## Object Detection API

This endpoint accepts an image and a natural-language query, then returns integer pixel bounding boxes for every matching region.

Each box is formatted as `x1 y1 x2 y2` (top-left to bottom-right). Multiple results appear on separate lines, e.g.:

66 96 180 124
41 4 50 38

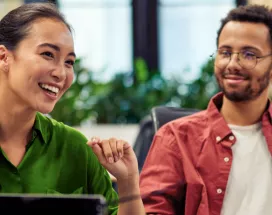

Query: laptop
0 194 108 215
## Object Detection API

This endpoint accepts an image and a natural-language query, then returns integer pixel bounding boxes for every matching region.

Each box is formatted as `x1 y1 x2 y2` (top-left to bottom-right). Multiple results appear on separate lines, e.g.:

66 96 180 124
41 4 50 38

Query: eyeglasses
210 49 272 70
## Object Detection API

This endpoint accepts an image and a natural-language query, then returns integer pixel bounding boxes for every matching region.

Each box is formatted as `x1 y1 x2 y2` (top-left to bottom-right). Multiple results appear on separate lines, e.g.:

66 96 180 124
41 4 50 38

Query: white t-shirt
221 123 272 215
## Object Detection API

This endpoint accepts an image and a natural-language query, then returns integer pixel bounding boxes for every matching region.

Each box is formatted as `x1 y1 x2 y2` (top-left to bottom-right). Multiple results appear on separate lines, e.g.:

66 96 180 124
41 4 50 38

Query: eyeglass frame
210 49 272 70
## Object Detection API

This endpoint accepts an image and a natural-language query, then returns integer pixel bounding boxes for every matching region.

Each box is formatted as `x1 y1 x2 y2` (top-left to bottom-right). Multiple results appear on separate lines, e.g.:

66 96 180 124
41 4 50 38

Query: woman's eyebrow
38 42 76 58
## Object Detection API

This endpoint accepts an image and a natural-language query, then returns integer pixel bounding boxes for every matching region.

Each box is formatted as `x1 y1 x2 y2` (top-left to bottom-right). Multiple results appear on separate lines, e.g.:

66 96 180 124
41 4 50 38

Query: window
59 0 132 81
159 0 235 82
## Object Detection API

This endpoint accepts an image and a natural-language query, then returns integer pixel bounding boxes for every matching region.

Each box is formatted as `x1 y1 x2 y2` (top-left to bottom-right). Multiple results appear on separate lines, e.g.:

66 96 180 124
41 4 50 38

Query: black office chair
133 115 154 172
133 106 200 172
151 106 200 132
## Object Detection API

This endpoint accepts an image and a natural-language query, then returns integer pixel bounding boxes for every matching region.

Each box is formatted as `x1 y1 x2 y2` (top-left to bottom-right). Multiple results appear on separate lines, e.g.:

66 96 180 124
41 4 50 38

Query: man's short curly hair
216 4 272 47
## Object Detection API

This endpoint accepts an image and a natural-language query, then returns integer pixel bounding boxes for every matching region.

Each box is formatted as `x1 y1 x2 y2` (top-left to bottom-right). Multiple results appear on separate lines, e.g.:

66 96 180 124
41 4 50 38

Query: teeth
40 83 60 94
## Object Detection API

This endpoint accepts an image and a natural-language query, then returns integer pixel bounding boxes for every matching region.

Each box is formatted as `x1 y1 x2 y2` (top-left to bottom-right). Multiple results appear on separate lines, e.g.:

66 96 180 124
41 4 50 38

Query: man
140 4 272 215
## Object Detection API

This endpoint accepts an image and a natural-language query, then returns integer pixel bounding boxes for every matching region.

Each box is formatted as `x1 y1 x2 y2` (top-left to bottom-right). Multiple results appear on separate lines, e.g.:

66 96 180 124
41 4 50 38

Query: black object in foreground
0 194 107 215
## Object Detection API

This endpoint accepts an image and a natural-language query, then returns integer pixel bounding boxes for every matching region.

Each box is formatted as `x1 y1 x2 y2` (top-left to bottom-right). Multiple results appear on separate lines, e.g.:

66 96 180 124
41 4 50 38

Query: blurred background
0 0 269 144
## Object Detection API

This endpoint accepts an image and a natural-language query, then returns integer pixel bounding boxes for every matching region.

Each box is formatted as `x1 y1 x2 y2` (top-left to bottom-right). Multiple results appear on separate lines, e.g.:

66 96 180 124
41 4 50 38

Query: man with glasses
140 4 272 215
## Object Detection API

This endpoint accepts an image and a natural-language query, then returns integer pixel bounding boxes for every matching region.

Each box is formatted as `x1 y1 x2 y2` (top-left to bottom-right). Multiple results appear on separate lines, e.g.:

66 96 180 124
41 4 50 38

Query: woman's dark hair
216 4 272 46
0 2 71 50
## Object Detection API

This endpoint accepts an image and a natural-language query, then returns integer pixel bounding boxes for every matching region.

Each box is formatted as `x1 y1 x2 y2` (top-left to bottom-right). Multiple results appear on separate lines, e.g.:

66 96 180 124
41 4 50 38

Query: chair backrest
133 106 200 171
151 106 200 132
133 115 154 172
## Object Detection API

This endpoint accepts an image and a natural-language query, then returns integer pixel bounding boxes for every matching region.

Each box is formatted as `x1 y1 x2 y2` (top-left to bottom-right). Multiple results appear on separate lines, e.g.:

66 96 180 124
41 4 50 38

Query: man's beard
216 69 271 102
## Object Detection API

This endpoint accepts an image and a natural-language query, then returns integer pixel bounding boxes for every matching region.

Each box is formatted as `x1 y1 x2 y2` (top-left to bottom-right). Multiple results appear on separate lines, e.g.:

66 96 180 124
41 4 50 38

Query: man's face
215 21 272 102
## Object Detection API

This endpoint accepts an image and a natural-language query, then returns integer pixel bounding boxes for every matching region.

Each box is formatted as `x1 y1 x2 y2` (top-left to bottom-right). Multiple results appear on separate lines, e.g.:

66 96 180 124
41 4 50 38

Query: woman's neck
0 92 36 144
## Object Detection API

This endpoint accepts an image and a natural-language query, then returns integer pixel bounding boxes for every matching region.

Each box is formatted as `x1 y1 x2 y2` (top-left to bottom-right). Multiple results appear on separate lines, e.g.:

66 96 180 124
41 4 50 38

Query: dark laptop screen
0 194 107 215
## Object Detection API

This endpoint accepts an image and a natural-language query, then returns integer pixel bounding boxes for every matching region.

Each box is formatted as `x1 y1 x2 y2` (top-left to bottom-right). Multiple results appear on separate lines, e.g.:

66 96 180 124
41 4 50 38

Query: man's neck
220 93 268 126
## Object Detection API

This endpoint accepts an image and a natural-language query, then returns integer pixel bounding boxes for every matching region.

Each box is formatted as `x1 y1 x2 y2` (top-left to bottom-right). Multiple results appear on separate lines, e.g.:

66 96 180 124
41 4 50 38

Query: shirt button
216 136 221 142
224 157 230 162
217 188 222 194
229 135 234 141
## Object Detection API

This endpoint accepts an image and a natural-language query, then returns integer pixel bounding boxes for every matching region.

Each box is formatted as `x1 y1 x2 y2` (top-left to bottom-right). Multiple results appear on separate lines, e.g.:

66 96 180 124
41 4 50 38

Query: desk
74 124 139 183
74 124 139 147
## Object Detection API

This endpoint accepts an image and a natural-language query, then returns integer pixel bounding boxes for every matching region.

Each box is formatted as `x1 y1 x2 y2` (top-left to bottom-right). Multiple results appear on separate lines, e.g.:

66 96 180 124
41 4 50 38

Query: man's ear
0 45 10 72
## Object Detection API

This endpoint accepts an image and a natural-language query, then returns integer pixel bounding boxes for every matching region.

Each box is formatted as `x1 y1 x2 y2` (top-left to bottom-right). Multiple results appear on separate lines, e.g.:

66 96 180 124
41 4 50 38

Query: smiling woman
3 17 75 113
0 3 145 215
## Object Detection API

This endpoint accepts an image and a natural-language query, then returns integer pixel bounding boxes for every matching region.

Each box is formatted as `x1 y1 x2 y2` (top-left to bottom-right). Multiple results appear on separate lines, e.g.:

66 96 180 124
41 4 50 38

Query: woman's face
4 18 75 114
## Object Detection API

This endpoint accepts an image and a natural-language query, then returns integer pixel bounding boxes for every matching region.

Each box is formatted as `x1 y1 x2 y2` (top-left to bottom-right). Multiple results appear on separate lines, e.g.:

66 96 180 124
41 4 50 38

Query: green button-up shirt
0 112 118 214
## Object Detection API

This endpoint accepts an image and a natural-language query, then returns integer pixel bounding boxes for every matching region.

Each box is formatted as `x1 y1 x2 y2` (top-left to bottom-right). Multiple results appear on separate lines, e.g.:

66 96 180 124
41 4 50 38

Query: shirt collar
206 92 232 143
265 99 272 125
33 112 50 144
207 92 272 144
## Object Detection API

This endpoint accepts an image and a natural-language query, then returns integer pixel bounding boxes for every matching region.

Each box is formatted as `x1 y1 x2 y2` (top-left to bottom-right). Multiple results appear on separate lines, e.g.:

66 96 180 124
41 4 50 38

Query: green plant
91 71 181 124
180 58 219 109
50 58 219 125
50 58 94 125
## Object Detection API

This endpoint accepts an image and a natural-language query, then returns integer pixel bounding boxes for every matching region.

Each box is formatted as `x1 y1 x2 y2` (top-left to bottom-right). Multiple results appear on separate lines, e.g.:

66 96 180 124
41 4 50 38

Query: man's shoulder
158 110 208 134
153 110 208 151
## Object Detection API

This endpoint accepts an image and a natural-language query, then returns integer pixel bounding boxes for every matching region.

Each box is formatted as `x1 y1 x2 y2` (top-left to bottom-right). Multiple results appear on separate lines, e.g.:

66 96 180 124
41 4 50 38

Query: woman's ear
0 45 9 72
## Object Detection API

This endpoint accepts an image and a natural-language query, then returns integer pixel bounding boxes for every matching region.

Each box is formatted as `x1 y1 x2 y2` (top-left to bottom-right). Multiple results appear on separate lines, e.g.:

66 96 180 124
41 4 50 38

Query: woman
0 2 145 215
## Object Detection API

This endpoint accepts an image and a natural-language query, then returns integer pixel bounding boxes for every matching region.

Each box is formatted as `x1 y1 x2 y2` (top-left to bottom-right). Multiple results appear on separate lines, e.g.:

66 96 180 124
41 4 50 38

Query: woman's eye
41 52 54 58
66 60 75 66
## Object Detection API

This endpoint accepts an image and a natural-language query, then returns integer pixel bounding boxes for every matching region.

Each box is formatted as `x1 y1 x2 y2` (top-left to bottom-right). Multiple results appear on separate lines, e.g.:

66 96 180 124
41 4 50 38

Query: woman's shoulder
35 112 89 149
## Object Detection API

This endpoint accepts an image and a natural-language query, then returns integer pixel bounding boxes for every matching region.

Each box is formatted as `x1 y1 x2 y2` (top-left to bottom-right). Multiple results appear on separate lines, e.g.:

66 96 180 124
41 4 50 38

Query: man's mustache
222 71 250 79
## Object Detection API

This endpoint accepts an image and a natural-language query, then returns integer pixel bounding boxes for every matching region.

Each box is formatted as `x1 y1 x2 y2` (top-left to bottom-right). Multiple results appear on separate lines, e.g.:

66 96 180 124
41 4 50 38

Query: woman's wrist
117 175 140 198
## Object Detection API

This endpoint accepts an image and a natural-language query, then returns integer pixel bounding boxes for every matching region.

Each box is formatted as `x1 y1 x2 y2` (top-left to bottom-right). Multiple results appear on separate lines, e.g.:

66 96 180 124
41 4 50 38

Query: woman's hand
87 137 139 181
87 137 146 215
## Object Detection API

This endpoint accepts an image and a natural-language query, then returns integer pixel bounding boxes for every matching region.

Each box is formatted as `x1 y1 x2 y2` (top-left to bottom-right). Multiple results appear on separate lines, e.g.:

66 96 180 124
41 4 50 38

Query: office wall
248 0 272 6
0 0 23 20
